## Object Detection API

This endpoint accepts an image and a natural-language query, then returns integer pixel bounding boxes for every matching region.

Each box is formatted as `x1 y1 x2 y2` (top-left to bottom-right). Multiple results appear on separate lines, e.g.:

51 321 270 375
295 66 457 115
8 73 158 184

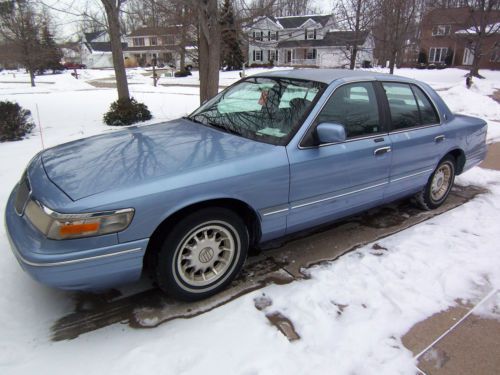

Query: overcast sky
43 0 335 41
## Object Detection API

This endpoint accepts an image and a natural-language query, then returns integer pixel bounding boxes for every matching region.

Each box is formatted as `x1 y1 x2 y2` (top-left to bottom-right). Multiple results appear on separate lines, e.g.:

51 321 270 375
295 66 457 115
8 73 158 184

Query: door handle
374 137 385 143
374 146 391 156
435 135 446 143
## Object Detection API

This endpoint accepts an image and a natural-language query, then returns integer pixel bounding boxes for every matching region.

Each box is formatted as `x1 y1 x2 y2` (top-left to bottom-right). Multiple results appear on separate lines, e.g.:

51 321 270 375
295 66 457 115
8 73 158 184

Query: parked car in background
5 69 487 301
63 62 87 70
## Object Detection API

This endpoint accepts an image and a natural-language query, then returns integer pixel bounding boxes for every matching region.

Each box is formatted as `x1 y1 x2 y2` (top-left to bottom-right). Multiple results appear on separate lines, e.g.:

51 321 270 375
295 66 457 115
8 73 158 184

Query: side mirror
316 122 346 144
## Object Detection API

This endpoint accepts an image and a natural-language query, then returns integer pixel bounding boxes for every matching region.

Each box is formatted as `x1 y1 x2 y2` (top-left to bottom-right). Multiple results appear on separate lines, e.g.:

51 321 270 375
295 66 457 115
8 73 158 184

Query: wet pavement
480 142 500 171
51 184 486 342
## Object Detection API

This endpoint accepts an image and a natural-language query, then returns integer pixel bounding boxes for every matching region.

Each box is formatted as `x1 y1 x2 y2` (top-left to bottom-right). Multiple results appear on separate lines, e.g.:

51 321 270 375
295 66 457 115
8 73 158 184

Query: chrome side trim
13 247 143 268
291 181 388 210
390 169 433 183
262 208 289 216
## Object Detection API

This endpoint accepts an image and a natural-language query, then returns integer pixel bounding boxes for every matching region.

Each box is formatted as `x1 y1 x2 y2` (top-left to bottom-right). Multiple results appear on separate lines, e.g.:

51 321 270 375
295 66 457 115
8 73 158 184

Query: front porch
281 48 318 66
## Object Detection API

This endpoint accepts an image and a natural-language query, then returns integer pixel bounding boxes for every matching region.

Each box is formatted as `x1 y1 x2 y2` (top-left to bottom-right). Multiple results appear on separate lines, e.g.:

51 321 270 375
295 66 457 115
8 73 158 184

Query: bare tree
335 0 376 69
375 0 420 74
0 0 42 86
456 0 500 77
194 0 220 103
241 0 316 17
101 0 129 100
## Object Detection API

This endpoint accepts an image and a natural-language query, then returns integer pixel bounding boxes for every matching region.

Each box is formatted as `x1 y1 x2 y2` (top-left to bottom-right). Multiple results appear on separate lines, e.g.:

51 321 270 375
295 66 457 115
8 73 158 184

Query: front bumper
5 186 149 291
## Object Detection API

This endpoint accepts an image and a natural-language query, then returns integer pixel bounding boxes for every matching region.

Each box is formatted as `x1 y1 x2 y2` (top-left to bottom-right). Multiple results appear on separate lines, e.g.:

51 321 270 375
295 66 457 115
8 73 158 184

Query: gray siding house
245 15 374 68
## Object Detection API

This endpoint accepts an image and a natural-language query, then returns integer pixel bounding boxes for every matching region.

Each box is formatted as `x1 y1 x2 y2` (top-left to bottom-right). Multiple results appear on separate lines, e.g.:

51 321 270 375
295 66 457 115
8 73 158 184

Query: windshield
187 77 326 145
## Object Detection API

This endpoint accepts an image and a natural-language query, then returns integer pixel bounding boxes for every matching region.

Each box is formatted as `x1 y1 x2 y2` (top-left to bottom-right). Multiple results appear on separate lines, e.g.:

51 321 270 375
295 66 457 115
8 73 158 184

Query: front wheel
415 155 456 210
156 207 248 301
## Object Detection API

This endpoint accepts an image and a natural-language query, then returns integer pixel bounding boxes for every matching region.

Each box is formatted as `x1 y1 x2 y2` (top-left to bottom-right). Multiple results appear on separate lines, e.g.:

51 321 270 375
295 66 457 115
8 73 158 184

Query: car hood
41 118 275 201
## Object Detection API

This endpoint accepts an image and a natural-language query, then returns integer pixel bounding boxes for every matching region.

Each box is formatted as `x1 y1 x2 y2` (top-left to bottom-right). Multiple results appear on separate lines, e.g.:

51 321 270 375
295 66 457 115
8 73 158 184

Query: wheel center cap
199 247 215 263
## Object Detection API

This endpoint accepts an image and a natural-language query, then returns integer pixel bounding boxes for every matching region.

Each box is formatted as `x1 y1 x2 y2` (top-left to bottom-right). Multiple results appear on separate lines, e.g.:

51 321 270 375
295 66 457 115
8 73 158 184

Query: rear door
286 81 392 233
381 82 446 199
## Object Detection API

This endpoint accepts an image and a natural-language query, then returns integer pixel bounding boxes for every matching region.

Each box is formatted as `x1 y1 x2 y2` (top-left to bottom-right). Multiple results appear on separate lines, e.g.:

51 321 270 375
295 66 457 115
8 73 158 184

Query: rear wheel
155 207 248 301
415 155 456 210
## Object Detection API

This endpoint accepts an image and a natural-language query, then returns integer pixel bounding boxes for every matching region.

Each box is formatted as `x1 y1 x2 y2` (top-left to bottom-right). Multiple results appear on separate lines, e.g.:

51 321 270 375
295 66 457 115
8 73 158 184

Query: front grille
14 172 31 216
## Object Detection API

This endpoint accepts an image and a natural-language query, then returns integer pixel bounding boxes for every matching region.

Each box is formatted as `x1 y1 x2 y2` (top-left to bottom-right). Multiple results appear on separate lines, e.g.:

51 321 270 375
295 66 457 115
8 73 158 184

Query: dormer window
432 25 451 36
305 29 316 40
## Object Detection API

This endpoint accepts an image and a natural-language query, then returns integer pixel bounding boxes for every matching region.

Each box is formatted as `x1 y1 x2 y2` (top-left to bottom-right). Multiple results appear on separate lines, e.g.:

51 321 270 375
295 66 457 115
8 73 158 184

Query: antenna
35 104 45 150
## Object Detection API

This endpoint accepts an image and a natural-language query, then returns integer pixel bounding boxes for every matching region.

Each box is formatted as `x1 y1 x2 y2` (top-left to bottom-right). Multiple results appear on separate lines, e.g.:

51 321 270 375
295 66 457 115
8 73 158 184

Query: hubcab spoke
176 224 236 287
431 164 452 201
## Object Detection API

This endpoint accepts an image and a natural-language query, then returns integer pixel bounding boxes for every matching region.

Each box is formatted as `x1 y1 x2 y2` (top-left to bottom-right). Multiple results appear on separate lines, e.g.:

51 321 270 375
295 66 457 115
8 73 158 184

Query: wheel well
446 149 466 175
143 199 261 274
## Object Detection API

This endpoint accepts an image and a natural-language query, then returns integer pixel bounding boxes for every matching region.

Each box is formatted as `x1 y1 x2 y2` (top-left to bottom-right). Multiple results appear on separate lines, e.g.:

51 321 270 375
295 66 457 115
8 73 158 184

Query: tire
155 207 249 301
415 155 456 210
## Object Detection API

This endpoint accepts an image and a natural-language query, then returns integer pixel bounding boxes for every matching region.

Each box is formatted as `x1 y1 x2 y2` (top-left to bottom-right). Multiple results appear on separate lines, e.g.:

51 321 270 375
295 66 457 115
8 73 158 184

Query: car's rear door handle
374 146 391 156
435 135 446 143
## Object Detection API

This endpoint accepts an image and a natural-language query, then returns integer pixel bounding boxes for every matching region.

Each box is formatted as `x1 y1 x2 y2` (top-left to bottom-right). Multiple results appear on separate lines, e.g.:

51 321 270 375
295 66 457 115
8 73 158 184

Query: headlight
24 200 134 240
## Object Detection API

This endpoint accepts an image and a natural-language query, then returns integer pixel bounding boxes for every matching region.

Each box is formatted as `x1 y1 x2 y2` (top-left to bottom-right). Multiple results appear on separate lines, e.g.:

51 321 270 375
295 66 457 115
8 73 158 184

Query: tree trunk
350 0 361 70
349 46 357 70
29 68 35 87
469 40 483 78
197 0 220 104
102 0 130 101
389 50 397 74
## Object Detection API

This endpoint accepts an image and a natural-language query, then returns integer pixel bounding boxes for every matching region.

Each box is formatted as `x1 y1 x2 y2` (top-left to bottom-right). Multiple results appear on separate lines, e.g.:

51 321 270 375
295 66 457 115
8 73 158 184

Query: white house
245 14 374 68
81 31 127 69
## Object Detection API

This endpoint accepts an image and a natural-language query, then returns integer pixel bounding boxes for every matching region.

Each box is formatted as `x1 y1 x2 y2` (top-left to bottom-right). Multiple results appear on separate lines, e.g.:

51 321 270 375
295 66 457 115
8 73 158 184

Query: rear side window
315 82 380 138
411 85 440 125
383 82 440 130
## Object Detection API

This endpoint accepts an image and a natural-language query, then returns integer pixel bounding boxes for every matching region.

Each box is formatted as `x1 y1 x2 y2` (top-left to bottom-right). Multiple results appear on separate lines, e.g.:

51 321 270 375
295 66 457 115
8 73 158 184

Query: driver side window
315 82 381 139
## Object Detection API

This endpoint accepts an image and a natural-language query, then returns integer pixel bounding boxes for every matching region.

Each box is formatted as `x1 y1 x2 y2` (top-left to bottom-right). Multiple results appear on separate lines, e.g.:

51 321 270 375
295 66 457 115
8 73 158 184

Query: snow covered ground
0 67 499 374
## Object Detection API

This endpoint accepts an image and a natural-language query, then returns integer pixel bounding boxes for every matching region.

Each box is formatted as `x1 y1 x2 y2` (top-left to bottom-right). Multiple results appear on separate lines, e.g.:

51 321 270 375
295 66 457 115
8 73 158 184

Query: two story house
124 26 197 68
419 7 500 69
245 14 374 68
81 31 127 69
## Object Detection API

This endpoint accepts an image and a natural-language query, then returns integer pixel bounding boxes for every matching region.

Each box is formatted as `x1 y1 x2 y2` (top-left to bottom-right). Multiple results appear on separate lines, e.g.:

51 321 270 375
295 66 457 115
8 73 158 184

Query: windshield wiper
182 115 205 125
205 121 242 137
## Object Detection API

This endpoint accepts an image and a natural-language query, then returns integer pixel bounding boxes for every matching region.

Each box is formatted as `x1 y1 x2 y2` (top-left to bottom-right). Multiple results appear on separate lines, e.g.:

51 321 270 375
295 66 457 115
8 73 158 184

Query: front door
286 81 392 233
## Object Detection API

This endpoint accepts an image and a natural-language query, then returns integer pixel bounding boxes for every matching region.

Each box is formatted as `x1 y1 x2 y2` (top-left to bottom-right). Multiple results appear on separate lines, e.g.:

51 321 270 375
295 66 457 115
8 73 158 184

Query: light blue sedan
5 70 487 301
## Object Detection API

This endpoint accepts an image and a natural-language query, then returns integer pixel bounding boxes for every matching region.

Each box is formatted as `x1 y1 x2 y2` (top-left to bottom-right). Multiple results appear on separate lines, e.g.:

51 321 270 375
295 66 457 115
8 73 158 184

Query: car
63 62 86 70
5 69 488 301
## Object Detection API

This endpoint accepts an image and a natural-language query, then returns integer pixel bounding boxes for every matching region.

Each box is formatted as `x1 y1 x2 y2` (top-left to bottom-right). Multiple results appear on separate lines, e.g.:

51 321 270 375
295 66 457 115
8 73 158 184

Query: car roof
251 68 412 85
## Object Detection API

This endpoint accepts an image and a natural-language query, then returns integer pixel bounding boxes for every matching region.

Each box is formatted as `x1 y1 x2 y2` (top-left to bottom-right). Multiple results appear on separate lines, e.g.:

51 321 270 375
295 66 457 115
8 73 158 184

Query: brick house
419 7 500 69
124 26 197 68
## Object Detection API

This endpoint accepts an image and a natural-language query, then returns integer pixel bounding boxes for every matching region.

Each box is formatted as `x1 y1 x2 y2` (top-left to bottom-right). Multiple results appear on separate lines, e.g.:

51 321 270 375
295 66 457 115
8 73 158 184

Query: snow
0 67 500 374
455 22 500 35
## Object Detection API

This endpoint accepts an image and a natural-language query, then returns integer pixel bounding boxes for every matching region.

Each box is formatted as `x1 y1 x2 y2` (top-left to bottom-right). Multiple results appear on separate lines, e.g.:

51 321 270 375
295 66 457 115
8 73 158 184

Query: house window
163 35 175 45
255 31 263 41
133 38 145 47
432 25 451 36
463 47 474 65
150 37 157 46
429 47 447 63
269 50 278 61
254 50 262 61
305 29 316 40
305 49 317 60
270 31 278 41
490 43 500 62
